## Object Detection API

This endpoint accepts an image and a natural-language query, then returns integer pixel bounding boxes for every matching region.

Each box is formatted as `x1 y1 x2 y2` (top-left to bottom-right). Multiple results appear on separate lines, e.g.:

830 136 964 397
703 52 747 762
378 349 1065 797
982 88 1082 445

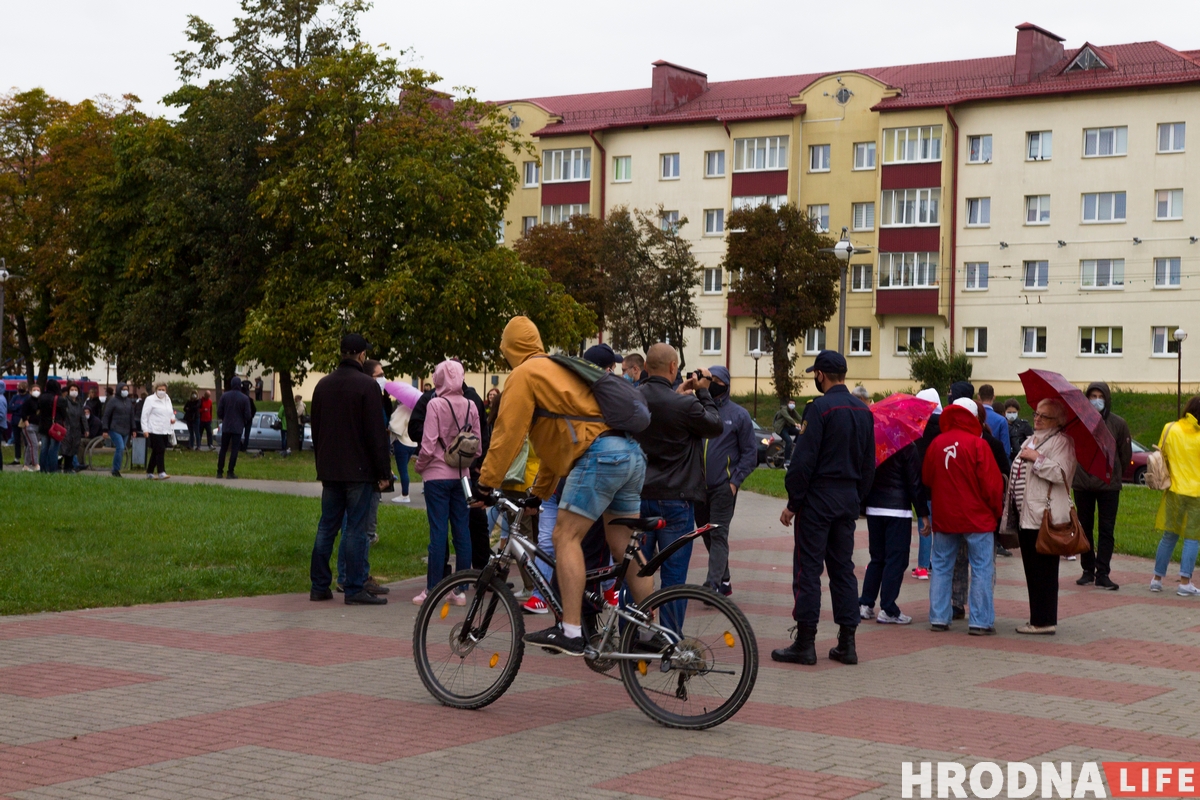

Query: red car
1123 440 1150 485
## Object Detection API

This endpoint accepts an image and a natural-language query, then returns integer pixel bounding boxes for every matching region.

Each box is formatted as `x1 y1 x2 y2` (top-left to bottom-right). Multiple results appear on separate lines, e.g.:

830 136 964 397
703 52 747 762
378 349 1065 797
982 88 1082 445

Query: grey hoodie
703 366 758 490
1073 381 1132 492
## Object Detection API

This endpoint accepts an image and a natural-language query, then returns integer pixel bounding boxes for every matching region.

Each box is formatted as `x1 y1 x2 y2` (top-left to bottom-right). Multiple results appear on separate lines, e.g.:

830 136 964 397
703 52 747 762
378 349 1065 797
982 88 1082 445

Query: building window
733 136 788 172
1027 131 1052 160
849 327 872 355
804 328 826 354
896 327 933 355
967 135 992 163
809 144 830 172
1080 259 1124 290
661 153 680 180
807 204 829 233
851 263 872 292
704 209 724 235
1158 123 1186 153
660 210 680 231
1025 195 1051 224
1022 326 1047 356
880 188 940 227
882 125 942 164
701 327 722 354
703 268 723 294
731 195 787 211
1156 189 1184 220
747 327 772 353
852 202 875 231
1155 257 1182 289
523 161 539 187
541 204 587 224
878 252 939 288
966 197 990 226
705 150 726 177
1083 126 1127 158
1067 47 1108 71
964 262 989 291
542 148 590 183
496 220 505 244
522 216 537 235
613 156 631 182
853 142 876 170
1023 260 1049 290
964 327 988 355
1153 326 1182 356
1082 192 1126 223
1080 326 1123 356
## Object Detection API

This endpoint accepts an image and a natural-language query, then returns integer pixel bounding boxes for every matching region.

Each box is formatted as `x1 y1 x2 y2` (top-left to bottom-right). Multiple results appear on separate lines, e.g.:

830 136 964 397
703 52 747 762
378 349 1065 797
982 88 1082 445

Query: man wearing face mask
102 383 135 477
1072 382 1131 590
774 398 802 465
773 351 875 666
1003 399 1034 456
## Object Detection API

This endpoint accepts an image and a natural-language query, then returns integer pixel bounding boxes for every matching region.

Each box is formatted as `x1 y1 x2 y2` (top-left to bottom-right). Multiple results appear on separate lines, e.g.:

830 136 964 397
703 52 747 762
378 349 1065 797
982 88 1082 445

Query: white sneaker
392 494 411 504
877 611 913 625
1177 583 1200 597
1150 579 1163 593
1065 555 1077 561
159 472 170 480
859 604 873 620
411 589 427 605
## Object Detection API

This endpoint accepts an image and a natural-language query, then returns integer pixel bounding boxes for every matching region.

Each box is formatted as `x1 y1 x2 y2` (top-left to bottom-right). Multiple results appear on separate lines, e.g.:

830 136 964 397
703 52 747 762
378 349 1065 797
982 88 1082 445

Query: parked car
216 412 312 451
1123 439 1150 485
172 411 190 444
752 421 785 468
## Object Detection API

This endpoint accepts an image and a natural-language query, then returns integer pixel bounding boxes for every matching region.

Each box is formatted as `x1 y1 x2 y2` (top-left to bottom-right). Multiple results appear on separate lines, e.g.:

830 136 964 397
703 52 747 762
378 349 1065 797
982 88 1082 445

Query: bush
165 380 200 405
908 343 972 399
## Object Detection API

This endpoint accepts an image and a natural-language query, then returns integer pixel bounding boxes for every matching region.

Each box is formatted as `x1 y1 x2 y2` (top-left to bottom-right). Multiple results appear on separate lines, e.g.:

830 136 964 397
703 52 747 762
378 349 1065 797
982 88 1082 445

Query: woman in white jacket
140 384 176 480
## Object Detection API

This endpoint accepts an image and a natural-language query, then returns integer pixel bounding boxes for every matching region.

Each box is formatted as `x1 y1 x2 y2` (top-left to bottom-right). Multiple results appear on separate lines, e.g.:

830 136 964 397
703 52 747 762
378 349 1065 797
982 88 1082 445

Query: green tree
908 342 973 399
721 203 840 401
513 213 608 335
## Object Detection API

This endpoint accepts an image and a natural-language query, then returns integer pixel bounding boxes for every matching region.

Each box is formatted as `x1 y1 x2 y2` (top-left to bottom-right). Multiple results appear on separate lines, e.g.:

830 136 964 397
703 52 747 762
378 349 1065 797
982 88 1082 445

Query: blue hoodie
703 366 758 490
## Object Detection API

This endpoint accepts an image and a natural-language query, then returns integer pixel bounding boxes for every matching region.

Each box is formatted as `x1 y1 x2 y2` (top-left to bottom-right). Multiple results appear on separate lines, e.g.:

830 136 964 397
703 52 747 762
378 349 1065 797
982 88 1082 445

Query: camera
688 370 709 381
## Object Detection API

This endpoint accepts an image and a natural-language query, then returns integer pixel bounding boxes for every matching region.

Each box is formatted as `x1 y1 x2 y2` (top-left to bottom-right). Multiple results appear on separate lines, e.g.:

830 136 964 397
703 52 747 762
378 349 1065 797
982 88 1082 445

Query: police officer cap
804 350 847 374
583 343 622 369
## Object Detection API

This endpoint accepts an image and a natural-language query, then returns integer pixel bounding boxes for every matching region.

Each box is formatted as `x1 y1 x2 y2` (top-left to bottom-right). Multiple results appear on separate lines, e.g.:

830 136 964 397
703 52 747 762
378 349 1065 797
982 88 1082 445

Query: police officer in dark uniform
772 350 875 666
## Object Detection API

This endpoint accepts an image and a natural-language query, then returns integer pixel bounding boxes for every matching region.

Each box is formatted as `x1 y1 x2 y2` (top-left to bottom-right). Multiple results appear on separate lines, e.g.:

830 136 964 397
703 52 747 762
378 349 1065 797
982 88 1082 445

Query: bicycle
412 486 759 729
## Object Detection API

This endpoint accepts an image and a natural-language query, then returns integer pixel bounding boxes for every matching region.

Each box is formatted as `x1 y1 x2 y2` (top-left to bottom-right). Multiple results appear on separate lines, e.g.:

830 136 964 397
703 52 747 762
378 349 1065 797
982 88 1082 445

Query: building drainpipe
944 104 959 354
589 130 606 221
725 318 732 373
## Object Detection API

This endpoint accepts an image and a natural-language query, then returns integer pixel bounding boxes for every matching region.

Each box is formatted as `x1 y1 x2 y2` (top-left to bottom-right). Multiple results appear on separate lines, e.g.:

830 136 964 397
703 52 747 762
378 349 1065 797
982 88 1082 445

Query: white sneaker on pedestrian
1177 583 1200 597
1150 578 1163 592
877 611 913 625
159 472 170 480
411 589 427 605
392 494 411 504
451 591 467 606
1065 555 1077 561
859 604 873 620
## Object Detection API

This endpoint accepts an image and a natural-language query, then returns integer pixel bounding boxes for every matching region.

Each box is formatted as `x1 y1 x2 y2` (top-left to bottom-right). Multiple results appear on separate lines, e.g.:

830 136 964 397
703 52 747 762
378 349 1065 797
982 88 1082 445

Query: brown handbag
1034 466 1091 556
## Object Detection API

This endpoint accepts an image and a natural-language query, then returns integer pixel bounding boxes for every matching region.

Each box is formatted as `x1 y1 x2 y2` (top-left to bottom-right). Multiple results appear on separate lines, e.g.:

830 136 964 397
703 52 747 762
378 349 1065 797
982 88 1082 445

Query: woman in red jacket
921 399 1005 634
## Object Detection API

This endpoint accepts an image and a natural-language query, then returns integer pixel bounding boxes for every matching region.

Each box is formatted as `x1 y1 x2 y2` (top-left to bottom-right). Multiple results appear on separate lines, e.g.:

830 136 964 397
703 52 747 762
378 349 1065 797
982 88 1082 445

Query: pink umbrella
1018 369 1117 482
384 380 425 410
870 393 938 466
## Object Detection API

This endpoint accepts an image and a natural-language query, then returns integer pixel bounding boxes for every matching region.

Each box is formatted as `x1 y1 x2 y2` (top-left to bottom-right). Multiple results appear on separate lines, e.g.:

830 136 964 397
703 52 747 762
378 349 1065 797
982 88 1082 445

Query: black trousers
1075 489 1119 578
859 515 911 617
217 431 241 476
469 506 491 570
146 433 168 474
696 482 738 589
1017 526 1060 626
792 487 859 628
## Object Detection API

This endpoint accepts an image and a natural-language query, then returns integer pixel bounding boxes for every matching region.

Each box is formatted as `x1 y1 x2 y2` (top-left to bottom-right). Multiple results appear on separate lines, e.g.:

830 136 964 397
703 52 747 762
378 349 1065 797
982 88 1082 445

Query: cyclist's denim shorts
559 434 646 522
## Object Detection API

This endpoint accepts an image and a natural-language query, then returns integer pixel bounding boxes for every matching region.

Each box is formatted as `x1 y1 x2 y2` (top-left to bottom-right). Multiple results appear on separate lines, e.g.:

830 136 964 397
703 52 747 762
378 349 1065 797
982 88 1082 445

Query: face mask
710 382 728 398
31 391 41 398
787 403 796 410
1005 411 1018 422
100 396 107 403
1090 397 1105 413
375 377 387 390
156 390 167 400
120 390 129 398
69 390 79 398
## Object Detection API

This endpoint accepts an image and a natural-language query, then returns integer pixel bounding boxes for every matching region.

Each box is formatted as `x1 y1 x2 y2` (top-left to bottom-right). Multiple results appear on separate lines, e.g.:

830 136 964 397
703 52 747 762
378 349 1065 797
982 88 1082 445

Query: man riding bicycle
478 316 653 656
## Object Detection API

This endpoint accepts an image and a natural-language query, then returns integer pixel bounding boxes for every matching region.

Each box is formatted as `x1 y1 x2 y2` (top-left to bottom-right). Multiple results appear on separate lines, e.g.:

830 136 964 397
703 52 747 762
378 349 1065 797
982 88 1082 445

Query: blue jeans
1154 532 1200 580
640 499 695 634
930 532 995 628
110 431 127 473
40 436 60 473
393 441 415 496
338 490 379 587
917 531 932 569
310 481 374 597
425 479 471 591
532 494 559 600
860 515 912 618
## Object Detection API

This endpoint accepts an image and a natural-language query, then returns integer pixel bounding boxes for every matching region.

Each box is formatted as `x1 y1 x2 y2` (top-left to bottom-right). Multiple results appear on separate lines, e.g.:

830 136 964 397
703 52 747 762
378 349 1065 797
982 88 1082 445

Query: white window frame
1156 189 1183 220
496 219 505 244
963 327 988 355
660 210 680 232
850 263 872 292
853 142 876 170
1158 122 1186 153
612 156 631 183
880 188 941 227
733 136 788 172
804 327 827 355
807 204 829 233
1081 192 1126 224
1027 131 1052 161
882 125 942 164
1022 326 1047 357
1080 259 1125 290
878 252 939 289
1079 326 1123 357
523 161 539 187
967 135 992 164
1152 326 1182 357
848 327 872 355
746 327 772 354
703 209 724 236
701 327 722 355
809 144 830 172
704 150 726 177
964 262 989 291
966 197 991 227
522 216 537 235
660 153 680 180
1083 126 1127 158
1155 257 1182 289
1025 195 1050 225
541 204 587 224
702 267 723 294
731 195 787 212
895 327 933 355
852 202 875 232
1023 260 1049 291
542 148 591 183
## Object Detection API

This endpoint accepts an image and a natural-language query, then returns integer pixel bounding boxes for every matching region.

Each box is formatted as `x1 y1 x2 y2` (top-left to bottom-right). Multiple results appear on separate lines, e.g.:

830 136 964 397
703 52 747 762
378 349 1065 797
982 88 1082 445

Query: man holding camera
634 343 725 633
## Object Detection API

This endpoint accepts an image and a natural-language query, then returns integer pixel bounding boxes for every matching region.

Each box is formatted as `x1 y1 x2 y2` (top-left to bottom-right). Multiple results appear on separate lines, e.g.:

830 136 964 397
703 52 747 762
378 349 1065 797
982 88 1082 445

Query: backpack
533 354 651 441
437 397 480 469
1146 422 1175 491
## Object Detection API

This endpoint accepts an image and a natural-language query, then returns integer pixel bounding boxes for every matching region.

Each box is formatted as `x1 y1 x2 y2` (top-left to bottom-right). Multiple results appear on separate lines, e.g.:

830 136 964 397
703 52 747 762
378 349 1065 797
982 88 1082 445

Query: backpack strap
532 408 603 444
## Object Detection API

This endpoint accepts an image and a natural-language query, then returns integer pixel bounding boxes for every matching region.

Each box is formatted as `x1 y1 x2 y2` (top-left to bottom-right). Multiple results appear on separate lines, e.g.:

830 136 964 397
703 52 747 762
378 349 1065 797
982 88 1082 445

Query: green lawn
0 471 430 616
740 468 1186 564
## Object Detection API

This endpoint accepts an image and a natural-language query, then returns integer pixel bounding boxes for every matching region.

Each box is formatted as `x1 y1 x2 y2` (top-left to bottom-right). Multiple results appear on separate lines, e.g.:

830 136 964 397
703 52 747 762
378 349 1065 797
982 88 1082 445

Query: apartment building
495 24 1200 394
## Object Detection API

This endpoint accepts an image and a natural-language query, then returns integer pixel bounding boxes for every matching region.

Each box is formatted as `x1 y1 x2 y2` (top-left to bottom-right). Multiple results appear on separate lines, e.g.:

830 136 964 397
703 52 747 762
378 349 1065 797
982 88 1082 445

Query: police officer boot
828 624 858 665
771 625 817 665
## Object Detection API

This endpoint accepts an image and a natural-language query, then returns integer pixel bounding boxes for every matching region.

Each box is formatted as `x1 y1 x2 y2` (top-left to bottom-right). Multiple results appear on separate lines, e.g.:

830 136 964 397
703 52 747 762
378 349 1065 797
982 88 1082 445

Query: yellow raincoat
1155 413 1200 538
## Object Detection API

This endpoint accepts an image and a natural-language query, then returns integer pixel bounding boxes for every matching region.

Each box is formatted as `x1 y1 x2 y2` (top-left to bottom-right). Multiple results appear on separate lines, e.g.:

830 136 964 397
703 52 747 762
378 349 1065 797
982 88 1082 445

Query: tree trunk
279 368 301 452
771 327 794 402
36 347 53 386
15 312 32 383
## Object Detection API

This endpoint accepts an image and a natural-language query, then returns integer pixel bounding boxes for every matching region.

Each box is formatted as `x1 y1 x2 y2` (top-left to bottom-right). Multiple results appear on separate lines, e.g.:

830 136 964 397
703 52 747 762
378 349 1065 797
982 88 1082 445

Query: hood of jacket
1087 381 1113 419
709 365 732 404
948 381 975 404
939 404 982 436
433 360 465 397
500 316 545 368
915 388 943 413
230 376 242 391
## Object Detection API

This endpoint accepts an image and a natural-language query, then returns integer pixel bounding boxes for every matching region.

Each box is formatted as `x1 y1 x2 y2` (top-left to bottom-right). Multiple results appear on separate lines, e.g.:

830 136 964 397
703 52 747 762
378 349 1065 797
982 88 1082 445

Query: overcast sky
3 1 1200 114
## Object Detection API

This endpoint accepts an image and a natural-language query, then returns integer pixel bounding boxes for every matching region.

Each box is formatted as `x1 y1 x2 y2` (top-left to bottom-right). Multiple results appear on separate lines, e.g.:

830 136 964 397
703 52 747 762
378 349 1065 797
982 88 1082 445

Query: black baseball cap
340 333 371 354
804 350 847 373
583 343 622 369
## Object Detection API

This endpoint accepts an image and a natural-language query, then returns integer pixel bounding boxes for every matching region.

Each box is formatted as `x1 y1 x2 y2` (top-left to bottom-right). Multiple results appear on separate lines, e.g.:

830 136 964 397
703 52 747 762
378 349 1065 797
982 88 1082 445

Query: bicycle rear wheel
618 584 758 729
412 569 525 710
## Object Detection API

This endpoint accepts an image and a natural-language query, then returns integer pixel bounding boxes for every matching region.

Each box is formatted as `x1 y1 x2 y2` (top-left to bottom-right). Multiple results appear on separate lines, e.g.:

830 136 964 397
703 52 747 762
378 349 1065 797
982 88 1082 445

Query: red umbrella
869 393 938 467
1018 369 1117 481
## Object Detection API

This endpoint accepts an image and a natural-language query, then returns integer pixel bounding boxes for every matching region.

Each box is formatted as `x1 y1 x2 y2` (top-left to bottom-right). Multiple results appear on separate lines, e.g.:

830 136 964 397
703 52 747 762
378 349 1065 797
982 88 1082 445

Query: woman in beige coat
1000 399 1076 635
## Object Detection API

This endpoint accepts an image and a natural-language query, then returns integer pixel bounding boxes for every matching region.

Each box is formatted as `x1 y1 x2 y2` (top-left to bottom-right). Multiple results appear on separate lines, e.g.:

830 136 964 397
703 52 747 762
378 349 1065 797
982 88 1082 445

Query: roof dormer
1065 44 1112 72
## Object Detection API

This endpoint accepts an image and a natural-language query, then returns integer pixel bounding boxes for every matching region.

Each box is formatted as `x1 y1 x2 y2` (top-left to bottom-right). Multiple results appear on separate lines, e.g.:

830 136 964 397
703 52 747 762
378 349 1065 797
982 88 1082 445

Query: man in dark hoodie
216 377 254 479
695 365 757 596
1073 382 1131 590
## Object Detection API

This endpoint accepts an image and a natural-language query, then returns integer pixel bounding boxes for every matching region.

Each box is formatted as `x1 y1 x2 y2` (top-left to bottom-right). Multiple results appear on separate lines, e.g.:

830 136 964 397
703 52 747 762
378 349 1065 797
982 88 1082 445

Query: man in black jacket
634 343 724 633
102 382 136 477
309 334 392 606
773 351 875 667
216 378 253 479
1073 381 1132 590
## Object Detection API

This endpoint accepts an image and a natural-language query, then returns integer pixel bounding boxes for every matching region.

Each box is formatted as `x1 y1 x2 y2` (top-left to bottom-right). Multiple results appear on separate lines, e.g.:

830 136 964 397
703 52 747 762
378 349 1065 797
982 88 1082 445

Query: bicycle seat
609 517 666 531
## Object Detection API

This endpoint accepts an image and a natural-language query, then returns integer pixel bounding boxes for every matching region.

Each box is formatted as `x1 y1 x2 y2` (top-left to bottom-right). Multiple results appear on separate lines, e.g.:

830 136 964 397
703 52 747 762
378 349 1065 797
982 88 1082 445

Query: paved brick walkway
2 489 1198 799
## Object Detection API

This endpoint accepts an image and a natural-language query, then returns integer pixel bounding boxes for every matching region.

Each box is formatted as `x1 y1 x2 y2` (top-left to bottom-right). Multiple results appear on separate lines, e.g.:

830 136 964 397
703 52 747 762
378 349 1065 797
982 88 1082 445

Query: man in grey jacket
101 383 135 477
696 366 757 596
1073 381 1132 590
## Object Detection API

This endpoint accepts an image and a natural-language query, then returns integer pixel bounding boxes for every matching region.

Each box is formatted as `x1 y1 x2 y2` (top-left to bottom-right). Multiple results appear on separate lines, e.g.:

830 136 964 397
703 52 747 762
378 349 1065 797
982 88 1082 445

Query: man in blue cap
772 350 875 666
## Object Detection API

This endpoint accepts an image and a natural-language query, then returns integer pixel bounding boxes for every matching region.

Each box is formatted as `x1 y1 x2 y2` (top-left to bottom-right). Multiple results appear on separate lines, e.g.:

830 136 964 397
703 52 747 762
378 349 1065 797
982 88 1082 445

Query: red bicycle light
654 519 667 530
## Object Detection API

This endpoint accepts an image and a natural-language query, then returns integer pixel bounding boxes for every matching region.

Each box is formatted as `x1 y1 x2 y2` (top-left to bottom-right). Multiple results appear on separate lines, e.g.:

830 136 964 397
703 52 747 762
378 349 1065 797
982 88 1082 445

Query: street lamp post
1176 328 1188 418
820 228 871 353
750 348 763 419
0 259 9 378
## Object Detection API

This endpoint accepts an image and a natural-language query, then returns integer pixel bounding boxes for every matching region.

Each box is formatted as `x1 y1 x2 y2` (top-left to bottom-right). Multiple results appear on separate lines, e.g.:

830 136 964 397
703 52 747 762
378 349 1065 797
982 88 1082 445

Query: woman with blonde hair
1149 395 1200 596
1000 398 1076 634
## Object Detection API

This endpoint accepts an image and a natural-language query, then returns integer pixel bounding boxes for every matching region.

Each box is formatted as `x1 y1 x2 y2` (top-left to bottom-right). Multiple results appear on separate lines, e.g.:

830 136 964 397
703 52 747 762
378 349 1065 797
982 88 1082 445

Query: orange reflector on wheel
489 653 500 668
440 603 450 619
724 631 735 648
638 660 648 676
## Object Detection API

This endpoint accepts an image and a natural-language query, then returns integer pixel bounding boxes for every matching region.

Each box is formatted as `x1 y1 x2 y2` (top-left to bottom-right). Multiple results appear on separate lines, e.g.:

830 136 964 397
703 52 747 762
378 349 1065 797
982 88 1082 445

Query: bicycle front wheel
412 569 525 710
618 584 758 729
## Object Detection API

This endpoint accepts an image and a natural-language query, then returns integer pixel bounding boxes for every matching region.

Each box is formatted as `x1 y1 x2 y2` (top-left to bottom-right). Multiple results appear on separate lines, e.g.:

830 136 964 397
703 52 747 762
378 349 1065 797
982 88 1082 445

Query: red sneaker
912 568 930 581
604 588 620 607
522 596 549 614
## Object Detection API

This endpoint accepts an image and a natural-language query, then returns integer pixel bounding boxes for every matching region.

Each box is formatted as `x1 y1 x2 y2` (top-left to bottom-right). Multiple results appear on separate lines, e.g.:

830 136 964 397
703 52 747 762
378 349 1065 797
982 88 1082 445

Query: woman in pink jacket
413 359 483 605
